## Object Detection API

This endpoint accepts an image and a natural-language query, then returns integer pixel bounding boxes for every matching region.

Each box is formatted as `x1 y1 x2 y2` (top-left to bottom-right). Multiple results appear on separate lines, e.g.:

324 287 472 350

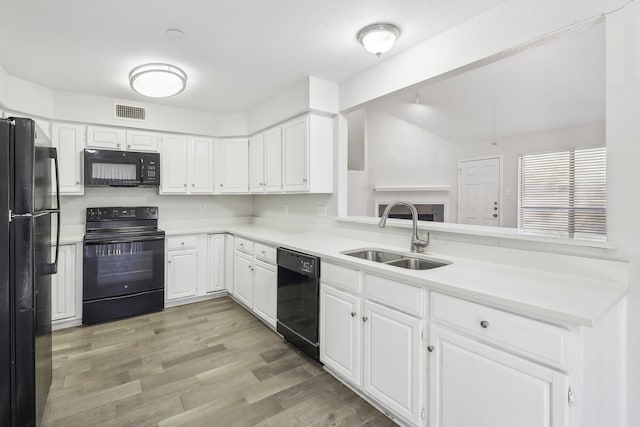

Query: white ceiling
374 22 605 142
0 0 506 113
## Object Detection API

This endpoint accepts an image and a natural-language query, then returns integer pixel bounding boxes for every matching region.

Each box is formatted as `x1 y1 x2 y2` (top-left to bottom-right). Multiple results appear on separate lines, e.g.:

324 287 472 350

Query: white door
207 234 225 293
189 137 215 194
219 138 249 193
320 284 361 386
86 126 126 150
233 252 253 308
167 249 198 300
282 116 309 192
364 300 423 426
126 130 159 152
249 134 265 193
458 157 501 226
52 123 85 194
263 127 282 193
252 259 277 327
51 245 76 321
160 135 188 194
429 325 569 427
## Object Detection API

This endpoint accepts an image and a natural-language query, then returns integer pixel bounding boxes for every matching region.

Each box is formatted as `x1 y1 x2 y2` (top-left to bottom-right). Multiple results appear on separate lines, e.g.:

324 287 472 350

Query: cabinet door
364 300 423 426
167 249 198 300
282 116 309 192
87 126 126 150
51 123 85 194
207 234 225 293
219 138 249 193
320 284 361 386
189 137 215 194
263 127 282 193
249 134 265 193
126 130 159 152
252 259 276 327
233 252 253 308
429 325 569 427
160 135 188 194
51 245 76 321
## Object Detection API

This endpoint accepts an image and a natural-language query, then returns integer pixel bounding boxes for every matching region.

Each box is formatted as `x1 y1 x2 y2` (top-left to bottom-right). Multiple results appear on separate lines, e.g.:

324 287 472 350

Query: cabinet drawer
431 292 571 369
254 243 276 264
235 237 254 254
167 235 199 250
321 262 361 294
363 274 423 317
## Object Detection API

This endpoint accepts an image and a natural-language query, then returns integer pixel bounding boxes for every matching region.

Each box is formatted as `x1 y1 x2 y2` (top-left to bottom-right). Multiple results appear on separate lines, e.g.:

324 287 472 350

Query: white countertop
61 222 629 327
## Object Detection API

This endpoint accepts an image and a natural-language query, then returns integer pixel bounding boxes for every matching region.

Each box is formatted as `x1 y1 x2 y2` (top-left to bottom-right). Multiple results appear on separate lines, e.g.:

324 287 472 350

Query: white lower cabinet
428 324 569 427
165 234 225 305
364 300 423 426
51 244 77 322
320 283 361 385
252 259 277 327
320 263 425 426
166 248 198 300
232 237 277 328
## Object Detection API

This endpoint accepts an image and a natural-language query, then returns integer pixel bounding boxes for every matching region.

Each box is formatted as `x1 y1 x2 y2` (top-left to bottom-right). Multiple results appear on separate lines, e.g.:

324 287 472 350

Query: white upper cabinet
86 126 126 150
282 113 334 193
126 129 159 152
51 122 86 195
188 136 215 194
249 133 265 193
160 134 188 194
263 126 283 193
218 138 248 193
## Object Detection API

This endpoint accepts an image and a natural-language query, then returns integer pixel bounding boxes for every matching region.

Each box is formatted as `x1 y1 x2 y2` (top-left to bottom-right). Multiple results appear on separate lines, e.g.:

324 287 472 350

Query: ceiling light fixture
357 23 401 58
129 63 187 98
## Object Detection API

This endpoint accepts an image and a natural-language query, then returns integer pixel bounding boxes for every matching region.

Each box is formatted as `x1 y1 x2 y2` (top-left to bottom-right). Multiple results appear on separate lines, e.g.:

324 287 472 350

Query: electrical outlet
317 206 327 217
283 205 289 215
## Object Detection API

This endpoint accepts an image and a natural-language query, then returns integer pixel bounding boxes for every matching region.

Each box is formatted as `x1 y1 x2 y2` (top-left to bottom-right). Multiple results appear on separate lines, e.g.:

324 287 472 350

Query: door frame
457 155 504 227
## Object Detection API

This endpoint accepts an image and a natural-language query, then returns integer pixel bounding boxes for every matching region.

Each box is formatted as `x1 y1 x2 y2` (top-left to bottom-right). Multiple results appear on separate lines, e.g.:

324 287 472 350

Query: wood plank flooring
42 297 395 427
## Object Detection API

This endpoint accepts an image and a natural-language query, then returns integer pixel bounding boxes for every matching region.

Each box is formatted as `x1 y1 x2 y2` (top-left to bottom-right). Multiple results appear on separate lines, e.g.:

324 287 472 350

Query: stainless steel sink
342 248 450 270
385 257 448 270
344 250 404 263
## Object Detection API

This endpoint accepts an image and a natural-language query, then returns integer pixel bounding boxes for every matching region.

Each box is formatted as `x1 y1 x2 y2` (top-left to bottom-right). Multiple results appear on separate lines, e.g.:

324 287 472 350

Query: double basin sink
342 249 450 270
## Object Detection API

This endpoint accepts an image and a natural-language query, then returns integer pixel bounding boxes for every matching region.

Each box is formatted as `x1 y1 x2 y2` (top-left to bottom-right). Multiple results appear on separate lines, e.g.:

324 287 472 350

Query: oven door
83 235 165 301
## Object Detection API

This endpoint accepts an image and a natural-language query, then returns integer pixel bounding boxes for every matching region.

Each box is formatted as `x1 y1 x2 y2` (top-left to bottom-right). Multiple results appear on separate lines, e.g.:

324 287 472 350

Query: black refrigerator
0 117 60 426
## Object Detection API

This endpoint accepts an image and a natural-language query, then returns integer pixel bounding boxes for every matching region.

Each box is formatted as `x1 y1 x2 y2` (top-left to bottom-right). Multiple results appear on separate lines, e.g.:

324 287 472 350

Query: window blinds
517 146 606 240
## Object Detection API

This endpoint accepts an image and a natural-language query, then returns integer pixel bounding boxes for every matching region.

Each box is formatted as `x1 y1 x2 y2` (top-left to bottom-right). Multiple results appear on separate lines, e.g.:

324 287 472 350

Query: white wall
59 188 252 226
4 75 54 118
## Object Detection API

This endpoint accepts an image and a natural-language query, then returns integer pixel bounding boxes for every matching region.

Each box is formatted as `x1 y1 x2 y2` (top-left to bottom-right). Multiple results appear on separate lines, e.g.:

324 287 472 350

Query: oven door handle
84 235 165 245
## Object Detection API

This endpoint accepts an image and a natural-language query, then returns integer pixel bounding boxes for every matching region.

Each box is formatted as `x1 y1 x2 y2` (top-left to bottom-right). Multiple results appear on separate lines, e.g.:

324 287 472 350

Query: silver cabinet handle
168 260 172 264
220 183 223 187
181 242 184 245
480 320 490 329
302 178 308 183
117 143 121 147
351 312 356 317
427 345 435 353
192 184 195 187
362 316 368 322
261 250 266 255
184 184 187 188
76 181 80 185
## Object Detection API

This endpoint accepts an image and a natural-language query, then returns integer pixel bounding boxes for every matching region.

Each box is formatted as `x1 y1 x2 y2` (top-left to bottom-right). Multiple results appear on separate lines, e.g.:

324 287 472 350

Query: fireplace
376 202 446 223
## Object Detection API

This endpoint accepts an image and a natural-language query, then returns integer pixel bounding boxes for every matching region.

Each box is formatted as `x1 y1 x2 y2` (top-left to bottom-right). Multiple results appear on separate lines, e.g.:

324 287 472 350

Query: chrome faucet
378 201 429 253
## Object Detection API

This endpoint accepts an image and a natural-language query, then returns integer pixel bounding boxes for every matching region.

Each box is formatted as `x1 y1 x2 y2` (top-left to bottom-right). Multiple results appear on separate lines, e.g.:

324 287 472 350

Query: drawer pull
480 320 490 329
351 312 356 317
261 250 266 255
362 316 368 322
427 345 435 353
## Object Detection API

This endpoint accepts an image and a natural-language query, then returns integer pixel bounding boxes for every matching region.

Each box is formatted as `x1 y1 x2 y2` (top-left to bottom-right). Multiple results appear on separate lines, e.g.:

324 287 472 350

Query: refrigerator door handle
43 147 61 275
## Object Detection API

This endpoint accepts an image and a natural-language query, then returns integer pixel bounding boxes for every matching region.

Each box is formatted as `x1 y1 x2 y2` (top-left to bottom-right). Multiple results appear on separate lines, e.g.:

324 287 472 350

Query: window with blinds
517 146 606 240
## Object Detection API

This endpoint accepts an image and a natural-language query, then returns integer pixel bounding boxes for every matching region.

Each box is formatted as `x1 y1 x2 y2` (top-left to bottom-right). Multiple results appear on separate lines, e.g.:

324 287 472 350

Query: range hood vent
114 103 146 121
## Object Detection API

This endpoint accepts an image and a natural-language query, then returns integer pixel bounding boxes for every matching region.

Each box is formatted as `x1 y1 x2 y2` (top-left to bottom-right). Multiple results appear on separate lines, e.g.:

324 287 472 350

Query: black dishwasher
277 248 321 361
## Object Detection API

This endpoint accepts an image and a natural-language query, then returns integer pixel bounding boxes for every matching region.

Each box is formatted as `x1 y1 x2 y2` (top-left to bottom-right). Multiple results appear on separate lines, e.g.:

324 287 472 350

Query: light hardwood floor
42 297 395 427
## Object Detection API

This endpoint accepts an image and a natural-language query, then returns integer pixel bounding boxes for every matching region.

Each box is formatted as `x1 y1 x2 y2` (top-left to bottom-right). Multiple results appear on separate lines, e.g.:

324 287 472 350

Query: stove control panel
86 206 158 221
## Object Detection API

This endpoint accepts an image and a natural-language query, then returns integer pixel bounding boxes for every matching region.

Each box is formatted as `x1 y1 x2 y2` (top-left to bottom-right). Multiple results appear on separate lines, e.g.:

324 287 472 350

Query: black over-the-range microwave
84 148 160 187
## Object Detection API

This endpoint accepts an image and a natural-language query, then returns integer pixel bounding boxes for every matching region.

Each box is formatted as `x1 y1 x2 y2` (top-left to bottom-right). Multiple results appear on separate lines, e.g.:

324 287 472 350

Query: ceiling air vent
114 103 146 121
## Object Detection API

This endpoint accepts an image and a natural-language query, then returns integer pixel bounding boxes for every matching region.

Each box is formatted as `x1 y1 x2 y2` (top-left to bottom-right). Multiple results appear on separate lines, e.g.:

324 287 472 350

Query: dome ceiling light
129 63 187 98
357 23 401 58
